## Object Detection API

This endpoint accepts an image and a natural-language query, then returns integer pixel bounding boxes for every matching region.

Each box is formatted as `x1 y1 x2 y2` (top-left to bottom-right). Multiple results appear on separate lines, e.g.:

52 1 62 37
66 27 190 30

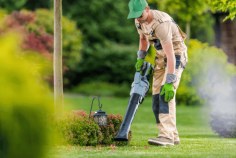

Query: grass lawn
46 95 236 158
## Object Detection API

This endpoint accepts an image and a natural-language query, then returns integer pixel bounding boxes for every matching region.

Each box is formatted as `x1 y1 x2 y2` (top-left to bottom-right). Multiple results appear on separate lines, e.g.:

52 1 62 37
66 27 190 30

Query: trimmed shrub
210 111 236 138
51 111 103 146
100 114 132 146
51 110 132 146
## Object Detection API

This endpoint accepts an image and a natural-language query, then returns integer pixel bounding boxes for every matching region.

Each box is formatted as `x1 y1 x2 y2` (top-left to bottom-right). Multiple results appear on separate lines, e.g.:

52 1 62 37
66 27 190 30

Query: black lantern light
89 96 108 126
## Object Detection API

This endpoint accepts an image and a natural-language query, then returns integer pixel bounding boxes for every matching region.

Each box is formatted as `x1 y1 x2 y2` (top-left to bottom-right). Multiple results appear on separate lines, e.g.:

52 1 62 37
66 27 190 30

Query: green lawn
46 95 236 158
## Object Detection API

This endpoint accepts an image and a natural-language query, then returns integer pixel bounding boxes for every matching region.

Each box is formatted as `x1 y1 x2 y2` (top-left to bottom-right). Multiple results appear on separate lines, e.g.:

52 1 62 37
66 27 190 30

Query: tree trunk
54 0 63 117
186 21 190 47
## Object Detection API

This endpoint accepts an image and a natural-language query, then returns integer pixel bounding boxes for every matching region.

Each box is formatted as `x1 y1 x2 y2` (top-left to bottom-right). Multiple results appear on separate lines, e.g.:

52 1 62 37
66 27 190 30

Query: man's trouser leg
152 67 183 141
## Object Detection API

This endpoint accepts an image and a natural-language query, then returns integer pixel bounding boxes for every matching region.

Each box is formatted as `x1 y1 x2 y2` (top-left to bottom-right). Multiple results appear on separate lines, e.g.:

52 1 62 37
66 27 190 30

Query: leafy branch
210 0 236 21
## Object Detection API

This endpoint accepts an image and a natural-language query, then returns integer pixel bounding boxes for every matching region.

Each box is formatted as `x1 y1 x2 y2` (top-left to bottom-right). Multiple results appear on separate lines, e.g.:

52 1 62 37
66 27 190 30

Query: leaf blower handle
141 61 154 79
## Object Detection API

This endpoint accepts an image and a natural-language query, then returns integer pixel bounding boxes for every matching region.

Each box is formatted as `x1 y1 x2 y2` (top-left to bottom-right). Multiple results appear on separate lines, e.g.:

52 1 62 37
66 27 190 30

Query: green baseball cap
127 0 148 19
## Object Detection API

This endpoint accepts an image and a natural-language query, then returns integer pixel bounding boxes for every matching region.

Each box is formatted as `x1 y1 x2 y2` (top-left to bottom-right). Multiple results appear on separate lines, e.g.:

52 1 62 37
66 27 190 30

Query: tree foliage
148 0 209 22
1 0 137 44
62 0 138 45
0 9 83 86
68 42 137 88
210 0 236 21
1 0 139 88
0 0 53 12
176 39 236 105
34 9 83 72
0 9 54 77
189 13 215 45
61 0 140 88
148 0 215 45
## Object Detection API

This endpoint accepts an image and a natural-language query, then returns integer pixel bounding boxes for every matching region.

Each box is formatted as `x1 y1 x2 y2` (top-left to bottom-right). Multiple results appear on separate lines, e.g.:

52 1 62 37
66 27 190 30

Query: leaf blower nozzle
114 62 153 141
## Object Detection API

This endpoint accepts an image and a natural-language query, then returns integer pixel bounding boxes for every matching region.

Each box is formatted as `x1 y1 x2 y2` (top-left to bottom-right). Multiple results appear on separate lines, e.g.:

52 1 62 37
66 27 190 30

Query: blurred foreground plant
0 33 55 158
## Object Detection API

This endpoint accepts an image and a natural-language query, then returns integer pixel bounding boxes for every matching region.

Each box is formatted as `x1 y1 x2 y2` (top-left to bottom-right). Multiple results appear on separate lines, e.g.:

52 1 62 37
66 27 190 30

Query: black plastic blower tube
114 93 141 141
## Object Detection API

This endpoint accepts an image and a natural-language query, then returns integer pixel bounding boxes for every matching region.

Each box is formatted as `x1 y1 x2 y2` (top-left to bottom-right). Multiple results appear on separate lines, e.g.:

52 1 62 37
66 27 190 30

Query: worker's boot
174 140 180 145
174 136 180 145
148 136 174 146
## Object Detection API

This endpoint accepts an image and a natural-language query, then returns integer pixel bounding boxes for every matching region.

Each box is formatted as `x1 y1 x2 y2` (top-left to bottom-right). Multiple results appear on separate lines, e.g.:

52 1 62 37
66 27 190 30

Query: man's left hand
160 83 175 102
135 59 144 72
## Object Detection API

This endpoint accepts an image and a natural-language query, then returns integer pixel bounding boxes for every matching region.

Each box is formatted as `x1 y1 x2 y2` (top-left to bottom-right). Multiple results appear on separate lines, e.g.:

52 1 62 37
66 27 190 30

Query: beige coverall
135 10 188 141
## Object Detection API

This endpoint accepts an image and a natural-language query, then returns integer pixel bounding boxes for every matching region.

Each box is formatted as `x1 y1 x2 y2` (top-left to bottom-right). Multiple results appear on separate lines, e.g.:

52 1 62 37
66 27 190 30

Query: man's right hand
135 59 144 71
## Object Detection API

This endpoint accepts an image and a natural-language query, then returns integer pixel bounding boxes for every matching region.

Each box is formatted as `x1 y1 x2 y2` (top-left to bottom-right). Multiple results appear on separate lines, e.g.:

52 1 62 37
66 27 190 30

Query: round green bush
100 113 132 146
51 111 103 146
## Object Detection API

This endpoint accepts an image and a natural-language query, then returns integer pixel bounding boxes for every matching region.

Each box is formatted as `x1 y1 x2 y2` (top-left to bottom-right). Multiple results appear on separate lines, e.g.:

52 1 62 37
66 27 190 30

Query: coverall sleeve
135 19 144 35
154 21 172 45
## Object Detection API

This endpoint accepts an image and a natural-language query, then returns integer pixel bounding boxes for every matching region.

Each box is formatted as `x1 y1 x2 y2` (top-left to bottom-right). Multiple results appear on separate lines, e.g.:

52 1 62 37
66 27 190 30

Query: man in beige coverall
128 0 188 146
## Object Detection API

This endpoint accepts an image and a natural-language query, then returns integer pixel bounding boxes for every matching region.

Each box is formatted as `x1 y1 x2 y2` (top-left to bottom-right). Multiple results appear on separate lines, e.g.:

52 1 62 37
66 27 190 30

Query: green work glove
160 83 175 102
135 59 144 72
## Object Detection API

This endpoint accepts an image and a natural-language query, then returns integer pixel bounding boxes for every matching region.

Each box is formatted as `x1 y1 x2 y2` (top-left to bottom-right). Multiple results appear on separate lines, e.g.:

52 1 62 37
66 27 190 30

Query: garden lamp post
89 96 108 126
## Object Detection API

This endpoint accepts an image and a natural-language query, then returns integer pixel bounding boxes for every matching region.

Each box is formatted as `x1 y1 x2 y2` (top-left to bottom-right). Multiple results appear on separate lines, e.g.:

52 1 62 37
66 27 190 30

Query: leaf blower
114 61 153 141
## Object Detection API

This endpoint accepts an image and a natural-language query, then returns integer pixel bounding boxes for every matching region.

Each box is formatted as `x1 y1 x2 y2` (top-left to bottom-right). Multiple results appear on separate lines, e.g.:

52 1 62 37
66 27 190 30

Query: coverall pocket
154 56 166 71
164 55 185 69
